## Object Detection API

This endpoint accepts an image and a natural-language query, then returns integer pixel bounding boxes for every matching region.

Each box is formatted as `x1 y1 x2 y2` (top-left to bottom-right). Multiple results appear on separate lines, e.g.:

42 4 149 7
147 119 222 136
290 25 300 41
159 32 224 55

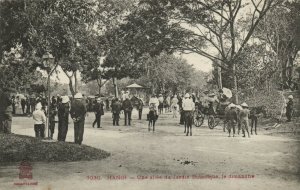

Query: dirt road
1 109 299 190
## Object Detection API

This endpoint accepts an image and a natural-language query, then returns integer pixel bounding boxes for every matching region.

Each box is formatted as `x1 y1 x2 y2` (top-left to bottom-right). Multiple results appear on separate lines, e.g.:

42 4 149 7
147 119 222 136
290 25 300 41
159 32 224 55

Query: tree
76 0 138 96
0 0 109 96
119 0 283 103
0 47 43 92
255 1 300 89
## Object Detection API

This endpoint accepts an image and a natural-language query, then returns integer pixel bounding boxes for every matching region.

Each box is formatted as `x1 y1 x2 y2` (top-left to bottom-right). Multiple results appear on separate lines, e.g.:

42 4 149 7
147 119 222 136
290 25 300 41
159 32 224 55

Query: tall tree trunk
112 77 118 98
97 77 102 95
68 77 75 97
74 71 78 93
232 63 238 104
217 65 222 89
62 70 75 97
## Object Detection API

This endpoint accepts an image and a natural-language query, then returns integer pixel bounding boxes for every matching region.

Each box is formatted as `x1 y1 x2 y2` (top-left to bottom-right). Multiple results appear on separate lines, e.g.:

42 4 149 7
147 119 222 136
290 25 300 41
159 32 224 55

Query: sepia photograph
0 0 299 189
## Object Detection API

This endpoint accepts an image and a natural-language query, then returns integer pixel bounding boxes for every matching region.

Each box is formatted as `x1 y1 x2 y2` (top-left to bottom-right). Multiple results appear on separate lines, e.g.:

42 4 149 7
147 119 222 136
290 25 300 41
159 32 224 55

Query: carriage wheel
193 112 204 127
214 119 220 127
208 116 215 129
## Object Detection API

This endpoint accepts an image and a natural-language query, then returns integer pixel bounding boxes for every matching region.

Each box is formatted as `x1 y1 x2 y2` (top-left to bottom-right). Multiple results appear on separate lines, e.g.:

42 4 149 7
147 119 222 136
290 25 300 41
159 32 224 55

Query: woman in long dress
171 95 179 118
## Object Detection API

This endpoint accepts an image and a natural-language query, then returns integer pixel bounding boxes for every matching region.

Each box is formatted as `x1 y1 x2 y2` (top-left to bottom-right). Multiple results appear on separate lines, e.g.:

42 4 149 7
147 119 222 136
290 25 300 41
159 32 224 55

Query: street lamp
42 52 55 139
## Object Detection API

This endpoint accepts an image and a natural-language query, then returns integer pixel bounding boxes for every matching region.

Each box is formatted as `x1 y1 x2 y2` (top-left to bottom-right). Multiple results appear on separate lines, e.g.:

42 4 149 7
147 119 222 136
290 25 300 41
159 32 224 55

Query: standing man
158 94 164 114
30 95 36 114
182 93 195 135
26 95 31 115
11 95 16 115
92 98 104 128
286 95 294 122
111 98 122 126
49 98 57 139
137 97 144 120
21 97 26 115
105 98 110 111
239 103 250 138
178 93 184 125
70 93 87 145
122 96 133 126
57 96 70 142
0 88 14 134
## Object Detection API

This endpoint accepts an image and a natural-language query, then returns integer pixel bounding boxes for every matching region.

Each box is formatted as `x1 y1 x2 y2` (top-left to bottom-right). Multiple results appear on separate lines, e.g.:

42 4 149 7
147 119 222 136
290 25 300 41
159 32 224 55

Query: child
32 103 46 138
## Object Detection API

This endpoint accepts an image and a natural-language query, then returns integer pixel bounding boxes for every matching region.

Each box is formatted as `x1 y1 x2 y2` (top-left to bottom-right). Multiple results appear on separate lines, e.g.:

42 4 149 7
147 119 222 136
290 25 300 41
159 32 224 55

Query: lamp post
42 52 55 139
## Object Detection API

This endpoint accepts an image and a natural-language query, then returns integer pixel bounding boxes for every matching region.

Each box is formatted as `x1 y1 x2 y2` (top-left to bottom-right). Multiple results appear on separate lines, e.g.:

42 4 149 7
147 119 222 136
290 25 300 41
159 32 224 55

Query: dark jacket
112 101 122 114
122 99 133 112
286 100 293 114
225 108 238 122
137 99 144 110
21 99 26 106
49 103 57 121
94 102 104 115
70 100 87 120
58 103 69 121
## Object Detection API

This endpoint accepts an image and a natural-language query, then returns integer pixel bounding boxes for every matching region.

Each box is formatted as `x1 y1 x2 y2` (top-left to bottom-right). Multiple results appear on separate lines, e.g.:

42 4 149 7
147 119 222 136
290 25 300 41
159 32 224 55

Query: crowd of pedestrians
0 87 295 145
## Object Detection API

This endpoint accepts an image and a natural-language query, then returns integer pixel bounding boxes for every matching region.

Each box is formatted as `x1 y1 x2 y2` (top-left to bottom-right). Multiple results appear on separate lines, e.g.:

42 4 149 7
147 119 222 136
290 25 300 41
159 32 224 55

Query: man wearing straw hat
70 93 87 145
239 103 250 138
92 97 104 128
57 96 70 141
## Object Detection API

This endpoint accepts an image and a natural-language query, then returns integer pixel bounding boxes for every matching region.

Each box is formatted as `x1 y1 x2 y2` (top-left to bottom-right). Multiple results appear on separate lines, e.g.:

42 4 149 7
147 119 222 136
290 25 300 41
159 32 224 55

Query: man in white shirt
182 93 195 136
182 93 195 111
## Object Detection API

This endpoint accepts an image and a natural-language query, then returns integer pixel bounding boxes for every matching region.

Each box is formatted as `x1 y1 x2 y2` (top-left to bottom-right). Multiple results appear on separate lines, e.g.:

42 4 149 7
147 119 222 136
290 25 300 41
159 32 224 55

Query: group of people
1 87 296 144
32 92 145 145
10 94 45 115
32 93 86 145
225 102 252 138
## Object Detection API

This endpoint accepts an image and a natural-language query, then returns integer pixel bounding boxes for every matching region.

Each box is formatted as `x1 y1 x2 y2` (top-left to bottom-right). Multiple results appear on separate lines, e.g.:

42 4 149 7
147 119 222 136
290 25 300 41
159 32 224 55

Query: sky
181 53 213 72
51 53 213 84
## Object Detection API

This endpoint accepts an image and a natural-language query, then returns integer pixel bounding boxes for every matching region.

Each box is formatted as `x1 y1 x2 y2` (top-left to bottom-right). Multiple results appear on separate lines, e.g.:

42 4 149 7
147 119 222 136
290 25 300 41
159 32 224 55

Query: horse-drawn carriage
193 89 267 134
193 88 233 129
193 101 229 129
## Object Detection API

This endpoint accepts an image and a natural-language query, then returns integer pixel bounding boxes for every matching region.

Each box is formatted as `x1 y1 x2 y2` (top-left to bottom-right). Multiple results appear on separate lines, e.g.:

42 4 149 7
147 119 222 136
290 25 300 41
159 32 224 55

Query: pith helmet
62 96 70 103
241 102 248 108
74 93 83 99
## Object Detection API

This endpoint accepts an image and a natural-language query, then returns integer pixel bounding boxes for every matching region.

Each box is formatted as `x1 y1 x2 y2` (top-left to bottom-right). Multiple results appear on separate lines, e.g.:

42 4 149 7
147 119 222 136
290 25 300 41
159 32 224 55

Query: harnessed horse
249 106 267 135
184 111 193 136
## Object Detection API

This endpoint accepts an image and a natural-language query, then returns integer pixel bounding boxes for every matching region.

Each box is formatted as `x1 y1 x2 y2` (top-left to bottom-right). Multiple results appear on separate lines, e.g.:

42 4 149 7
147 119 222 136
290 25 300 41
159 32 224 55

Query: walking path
0 110 299 190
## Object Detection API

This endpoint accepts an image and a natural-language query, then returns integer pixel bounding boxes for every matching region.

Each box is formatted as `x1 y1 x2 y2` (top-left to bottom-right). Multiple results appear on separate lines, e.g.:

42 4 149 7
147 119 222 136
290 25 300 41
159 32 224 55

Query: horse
184 111 193 136
148 105 158 132
249 106 267 135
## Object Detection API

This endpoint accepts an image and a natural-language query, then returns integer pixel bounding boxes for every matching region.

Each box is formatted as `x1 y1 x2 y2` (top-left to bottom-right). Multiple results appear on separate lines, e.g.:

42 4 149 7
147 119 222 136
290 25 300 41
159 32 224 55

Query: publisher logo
18 161 33 179
14 161 38 186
